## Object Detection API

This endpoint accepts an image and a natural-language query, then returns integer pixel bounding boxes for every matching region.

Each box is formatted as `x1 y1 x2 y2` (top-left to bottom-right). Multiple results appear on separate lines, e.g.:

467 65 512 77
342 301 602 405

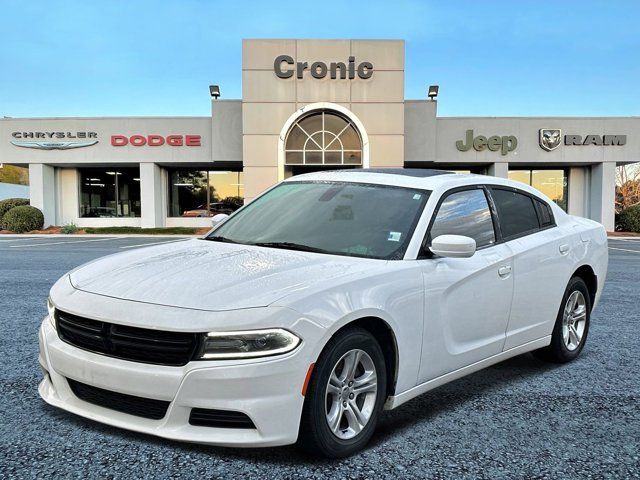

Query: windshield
206 181 430 260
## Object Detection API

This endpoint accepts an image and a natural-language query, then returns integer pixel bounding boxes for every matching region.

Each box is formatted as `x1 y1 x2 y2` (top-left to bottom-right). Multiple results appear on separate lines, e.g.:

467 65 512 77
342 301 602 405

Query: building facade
1 39 638 231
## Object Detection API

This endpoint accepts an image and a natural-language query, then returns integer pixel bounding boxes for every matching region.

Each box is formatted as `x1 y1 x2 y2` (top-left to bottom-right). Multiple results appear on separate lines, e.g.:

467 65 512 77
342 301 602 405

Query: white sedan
39 169 608 457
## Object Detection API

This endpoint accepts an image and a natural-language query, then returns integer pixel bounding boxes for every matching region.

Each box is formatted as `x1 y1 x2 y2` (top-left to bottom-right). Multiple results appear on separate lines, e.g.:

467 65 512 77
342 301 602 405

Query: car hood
69 239 377 311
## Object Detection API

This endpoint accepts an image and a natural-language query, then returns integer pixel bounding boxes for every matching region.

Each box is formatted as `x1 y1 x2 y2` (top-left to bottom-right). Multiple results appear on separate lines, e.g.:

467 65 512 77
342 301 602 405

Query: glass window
508 169 568 211
534 198 555 227
168 169 244 217
207 181 430 260
79 168 140 218
491 188 540 239
428 189 496 249
284 110 362 166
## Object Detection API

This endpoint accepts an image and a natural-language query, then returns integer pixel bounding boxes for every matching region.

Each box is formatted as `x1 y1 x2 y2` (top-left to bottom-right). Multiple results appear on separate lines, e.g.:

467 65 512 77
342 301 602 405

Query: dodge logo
539 129 562 151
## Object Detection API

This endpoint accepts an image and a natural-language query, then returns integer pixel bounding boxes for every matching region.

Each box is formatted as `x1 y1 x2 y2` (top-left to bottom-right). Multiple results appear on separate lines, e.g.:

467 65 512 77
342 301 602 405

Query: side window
490 188 540 239
428 189 496 248
534 198 555 228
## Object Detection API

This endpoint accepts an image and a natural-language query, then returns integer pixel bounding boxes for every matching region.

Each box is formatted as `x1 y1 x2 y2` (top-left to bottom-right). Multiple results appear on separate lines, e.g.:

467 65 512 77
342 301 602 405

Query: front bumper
38 317 313 447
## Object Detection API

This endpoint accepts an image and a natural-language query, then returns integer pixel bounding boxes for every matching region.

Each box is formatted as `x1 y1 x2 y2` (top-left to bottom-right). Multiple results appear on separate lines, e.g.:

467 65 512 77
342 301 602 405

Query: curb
0 234 200 238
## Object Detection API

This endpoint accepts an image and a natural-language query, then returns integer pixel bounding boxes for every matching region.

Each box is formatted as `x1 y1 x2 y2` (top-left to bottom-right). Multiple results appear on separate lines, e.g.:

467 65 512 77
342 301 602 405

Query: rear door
488 187 573 350
417 186 514 383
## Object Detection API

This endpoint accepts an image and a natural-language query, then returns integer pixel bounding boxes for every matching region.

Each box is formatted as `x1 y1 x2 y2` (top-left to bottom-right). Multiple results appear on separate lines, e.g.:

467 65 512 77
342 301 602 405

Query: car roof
286 168 480 190
284 168 559 205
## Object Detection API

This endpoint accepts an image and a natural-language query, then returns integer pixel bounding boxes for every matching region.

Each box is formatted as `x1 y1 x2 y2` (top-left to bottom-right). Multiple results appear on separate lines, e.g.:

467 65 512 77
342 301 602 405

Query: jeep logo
274 55 373 80
456 129 518 156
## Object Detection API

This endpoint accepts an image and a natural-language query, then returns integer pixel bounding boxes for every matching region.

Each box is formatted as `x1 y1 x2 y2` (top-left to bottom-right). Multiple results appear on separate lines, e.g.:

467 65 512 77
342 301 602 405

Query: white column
589 162 615 231
567 167 587 218
139 163 164 228
28 163 55 227
488 162 508 178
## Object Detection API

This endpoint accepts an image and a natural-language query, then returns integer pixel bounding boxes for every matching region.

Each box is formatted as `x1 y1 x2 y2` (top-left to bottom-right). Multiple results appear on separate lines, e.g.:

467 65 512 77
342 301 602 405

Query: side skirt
384 336 552 410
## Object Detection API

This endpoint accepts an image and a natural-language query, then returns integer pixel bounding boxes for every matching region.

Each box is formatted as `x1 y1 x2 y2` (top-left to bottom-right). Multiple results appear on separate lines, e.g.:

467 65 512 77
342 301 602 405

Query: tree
615 163 640 213
0 165 29 185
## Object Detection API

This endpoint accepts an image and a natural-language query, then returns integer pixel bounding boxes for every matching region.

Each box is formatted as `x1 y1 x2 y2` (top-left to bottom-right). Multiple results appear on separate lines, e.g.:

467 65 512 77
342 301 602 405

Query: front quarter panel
275 262 424 396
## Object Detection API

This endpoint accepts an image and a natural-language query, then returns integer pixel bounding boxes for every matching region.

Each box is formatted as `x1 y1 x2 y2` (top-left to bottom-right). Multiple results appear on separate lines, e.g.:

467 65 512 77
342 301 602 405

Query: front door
416 187 514 383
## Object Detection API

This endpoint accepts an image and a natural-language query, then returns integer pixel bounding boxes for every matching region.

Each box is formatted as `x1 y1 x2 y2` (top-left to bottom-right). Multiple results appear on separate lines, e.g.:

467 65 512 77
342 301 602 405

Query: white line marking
9 238 117 248
0 237 56 242
119 239 189 249
608 246 640 254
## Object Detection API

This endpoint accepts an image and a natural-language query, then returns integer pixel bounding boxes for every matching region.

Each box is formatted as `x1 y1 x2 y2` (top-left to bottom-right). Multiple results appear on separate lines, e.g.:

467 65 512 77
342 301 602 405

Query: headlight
47 297 56 327
198 328 300 360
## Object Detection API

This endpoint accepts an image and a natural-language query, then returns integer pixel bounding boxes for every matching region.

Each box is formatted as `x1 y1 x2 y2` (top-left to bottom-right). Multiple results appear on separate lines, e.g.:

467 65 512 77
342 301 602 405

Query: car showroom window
79 168 141 218
427 188 496 249
167 169 244 217
490 188 540 239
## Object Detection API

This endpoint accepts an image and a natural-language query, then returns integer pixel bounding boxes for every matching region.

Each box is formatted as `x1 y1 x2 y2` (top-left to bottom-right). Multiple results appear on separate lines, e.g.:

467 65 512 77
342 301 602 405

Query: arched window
284 110 362 166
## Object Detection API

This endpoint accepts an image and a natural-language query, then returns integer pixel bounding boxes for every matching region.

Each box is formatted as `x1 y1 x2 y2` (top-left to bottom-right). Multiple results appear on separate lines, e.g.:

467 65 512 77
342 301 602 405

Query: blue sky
1 0 639 117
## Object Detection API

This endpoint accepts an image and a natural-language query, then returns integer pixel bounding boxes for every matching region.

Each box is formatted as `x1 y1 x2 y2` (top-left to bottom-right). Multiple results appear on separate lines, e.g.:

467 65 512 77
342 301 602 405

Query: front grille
67 378 170 420
55 309 200 366
189 408 256 429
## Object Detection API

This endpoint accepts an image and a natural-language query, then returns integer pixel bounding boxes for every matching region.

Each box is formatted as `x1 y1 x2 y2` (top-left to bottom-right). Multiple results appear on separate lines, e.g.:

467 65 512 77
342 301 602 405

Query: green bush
221 196 244 210
61 223 79 234
1 205 44 233
0 197 29 222
618 205 640 233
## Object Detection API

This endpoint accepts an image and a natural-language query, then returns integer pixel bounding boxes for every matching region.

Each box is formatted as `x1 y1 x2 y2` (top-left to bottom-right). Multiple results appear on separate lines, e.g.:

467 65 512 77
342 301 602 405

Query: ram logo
539 129 562 152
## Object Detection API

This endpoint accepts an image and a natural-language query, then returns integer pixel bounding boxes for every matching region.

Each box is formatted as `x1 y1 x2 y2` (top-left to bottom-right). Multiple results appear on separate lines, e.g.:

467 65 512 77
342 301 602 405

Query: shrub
1 205 44 233
221 196 244 210
618 205 640 233
0 197 29 222
61 223 79 234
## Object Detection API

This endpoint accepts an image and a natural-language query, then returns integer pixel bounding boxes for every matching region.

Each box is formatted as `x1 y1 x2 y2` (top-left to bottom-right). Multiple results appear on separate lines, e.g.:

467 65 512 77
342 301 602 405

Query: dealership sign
111 135 201 147
456 129 518 156
10 131 98 150
274 55 373 79
539 129 627 151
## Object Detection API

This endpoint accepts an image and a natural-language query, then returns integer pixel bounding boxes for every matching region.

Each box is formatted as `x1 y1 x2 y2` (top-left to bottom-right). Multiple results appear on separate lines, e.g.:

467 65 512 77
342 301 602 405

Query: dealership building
1 39 638 231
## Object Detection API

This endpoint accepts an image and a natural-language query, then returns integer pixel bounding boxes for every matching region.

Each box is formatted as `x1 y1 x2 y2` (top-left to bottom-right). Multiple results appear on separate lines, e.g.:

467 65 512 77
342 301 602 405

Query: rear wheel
534 276 591 363
298 328 386 458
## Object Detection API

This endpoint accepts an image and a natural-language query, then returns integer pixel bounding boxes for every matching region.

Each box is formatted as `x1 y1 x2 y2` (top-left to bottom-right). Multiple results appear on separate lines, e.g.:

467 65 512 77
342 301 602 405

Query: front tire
534 276 591 363
298 327 387 458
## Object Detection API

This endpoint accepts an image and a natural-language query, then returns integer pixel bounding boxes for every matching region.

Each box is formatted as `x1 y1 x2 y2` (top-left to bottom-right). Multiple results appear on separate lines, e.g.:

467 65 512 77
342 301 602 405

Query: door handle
559 244 570 255
498 265 512 278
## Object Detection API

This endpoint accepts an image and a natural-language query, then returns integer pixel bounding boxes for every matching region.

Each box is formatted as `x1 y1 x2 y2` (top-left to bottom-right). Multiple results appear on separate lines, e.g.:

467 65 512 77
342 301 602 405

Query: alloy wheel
324 349 378 440
562 290 587 351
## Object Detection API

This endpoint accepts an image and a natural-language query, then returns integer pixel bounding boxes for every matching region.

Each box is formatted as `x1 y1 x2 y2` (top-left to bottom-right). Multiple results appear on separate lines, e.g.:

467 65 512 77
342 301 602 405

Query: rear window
534 198 555 227
490 188 540 240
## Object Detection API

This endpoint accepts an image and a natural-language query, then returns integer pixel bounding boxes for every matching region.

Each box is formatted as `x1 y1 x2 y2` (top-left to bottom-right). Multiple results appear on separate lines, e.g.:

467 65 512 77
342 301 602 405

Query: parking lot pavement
1 238 638 479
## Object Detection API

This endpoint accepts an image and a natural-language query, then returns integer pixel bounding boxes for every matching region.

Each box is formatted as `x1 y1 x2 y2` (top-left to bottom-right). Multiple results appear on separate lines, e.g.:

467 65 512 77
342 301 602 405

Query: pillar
488 162 508 178
139 163 164 228
28 163 55 228
589 162 615 231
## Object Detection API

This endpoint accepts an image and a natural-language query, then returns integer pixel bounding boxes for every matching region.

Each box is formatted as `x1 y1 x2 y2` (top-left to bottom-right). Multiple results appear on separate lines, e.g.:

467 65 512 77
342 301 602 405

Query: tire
298 327 387 458
534 276 591 363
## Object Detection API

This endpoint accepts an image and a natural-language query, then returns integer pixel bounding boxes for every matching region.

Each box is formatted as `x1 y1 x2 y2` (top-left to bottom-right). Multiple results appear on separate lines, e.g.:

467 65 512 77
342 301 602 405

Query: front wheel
534 276 591 363
297 328 387 458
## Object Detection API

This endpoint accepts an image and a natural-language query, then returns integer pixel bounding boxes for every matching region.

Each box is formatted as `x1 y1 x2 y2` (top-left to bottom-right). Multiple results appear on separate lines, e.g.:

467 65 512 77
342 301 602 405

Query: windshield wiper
205 235 240 244
251 241 330 254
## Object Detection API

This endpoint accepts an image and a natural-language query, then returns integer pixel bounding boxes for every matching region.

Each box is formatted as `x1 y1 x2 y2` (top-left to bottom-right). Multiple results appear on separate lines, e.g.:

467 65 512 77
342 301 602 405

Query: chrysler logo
10 140 98 150
10 131 99 150
539 129 562 151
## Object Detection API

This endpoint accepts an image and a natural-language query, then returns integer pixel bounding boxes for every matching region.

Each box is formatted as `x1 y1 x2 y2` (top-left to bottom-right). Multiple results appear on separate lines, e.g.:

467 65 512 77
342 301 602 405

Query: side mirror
430 234 476 258
211 213 229 227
